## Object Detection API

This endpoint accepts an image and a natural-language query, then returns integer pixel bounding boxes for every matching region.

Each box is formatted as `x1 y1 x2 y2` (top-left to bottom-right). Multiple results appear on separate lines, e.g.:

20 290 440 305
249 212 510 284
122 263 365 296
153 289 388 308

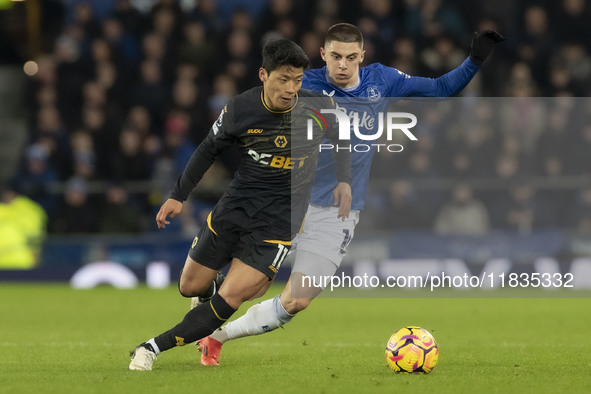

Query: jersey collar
260 90 299 113
324 67 360 92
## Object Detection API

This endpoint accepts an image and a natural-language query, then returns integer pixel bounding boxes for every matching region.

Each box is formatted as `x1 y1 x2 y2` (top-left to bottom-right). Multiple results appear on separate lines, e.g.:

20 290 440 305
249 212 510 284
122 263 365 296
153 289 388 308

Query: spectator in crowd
570 124 591 177
160 111 196 175
514 5 556 86
404 0 465 46
69 130 98 180
50 177 97 234
555 0 591 52
98 183 144 233
177 21 216 75
125 105 153 136
375 180 429 231
535 107 572 176
568 185 591 233
109 128 151 181
420 35 466 78
31 105 70 177
17 144 59 213
0 183 47 269
113 0 144 39
220 29 258 90
132 58 168 128
189 0 224 36
490 182 555 233
434 183 490 236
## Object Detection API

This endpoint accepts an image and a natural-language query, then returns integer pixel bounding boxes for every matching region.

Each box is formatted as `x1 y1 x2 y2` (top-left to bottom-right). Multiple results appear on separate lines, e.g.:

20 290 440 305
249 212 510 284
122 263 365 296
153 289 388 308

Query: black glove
470 30 505 65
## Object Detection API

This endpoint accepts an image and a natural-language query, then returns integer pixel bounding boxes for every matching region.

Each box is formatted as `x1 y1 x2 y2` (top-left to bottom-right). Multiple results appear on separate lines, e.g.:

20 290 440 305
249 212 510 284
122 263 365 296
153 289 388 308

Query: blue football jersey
302 58 479 210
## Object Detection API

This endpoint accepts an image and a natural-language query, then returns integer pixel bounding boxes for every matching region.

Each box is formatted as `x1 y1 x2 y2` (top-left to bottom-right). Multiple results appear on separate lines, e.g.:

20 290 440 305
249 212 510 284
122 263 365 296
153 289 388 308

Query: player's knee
282 297 312 314
178 280 195 297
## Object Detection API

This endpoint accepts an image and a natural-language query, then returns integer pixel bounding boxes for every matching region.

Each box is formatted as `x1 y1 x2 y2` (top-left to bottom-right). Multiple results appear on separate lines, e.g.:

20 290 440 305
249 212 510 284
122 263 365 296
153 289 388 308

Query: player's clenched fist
156 198 183 229
470 30 505 65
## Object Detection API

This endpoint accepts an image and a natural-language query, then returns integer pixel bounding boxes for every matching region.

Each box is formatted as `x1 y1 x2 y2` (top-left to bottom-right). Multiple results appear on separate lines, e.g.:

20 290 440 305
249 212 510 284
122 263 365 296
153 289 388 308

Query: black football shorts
188 208 291 279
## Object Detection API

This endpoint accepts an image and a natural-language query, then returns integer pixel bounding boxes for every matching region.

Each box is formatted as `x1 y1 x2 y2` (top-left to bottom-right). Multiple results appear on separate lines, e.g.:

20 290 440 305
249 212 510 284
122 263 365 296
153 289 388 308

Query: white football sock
210 295 293 344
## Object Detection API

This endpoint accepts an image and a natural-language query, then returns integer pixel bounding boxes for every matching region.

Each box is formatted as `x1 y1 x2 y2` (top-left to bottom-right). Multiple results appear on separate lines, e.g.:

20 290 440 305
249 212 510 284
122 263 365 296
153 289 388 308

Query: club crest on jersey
274 136 288 148
366 85 381 102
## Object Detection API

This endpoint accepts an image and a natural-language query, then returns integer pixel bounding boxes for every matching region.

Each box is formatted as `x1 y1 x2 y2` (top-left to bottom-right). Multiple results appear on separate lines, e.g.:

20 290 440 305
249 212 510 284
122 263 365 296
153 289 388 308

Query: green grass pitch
1 283 590 394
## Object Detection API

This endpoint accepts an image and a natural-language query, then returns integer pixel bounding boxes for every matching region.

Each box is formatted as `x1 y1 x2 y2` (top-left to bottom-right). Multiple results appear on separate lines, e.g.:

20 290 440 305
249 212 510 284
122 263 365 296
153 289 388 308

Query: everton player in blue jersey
197 23 504 365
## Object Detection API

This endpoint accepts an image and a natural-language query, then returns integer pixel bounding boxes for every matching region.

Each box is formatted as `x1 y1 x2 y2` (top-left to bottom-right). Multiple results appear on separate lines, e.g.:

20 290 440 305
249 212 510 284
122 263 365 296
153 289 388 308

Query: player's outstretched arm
156 198 183 229
333 181 352 220
392 29 504 97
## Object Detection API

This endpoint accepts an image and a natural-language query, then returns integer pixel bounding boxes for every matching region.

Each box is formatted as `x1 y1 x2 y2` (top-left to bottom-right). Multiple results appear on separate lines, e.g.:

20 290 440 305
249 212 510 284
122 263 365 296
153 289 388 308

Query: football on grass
385 326 439 374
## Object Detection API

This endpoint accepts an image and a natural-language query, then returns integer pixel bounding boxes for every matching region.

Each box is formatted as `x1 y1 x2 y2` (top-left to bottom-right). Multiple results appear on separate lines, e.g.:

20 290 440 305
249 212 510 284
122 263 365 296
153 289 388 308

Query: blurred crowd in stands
9 0 591 236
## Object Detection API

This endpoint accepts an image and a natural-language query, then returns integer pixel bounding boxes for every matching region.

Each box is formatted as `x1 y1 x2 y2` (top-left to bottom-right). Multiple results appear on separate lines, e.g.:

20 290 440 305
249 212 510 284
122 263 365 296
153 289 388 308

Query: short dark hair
324 23 364 47
261 39 310 74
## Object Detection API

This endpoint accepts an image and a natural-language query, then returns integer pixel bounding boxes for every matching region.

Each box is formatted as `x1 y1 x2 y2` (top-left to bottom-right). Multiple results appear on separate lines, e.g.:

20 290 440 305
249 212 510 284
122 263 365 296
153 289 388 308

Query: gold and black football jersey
170 86 351 238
